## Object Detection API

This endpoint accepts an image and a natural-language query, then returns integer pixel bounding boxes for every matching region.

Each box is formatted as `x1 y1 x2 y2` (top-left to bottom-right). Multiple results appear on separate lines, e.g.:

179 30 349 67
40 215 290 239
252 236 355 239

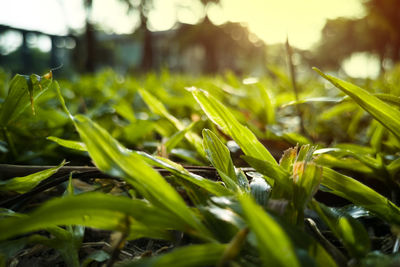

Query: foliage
309 0 400 71
0 67 400 266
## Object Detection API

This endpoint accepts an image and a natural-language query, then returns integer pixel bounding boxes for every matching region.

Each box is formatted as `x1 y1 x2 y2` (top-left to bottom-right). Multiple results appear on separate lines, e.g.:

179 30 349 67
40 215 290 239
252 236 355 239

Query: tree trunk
141 24 153 71
85 21 96 73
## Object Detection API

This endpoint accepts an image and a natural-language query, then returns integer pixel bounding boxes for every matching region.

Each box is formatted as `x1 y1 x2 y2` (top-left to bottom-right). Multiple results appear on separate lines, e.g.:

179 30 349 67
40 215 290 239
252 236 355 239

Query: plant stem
107 216 130 267
285 37 306 136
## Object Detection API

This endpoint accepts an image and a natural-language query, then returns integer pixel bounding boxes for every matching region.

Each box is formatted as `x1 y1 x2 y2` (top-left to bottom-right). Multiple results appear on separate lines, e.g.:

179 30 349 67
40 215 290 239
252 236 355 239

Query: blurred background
0 0 398 78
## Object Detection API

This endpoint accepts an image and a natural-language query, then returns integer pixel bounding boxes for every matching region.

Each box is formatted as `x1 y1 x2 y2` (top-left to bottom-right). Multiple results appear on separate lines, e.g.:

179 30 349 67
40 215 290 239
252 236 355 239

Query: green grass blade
315 154 375 176
202 129 238 189
164 121 197 153
139 89 206 159
259 84 276 124
312 201 370 259
321 167 400 224
0 193 183 241
47 136 87 151
0 160 66 194
72 115 212 239
293 162 322 212
239 194 300 267
119 243 227 267
138 152 233 196
113 100 136 122
242 156 291 189
315 147 382 172
0 74 52 126
388 157 400 177
333 144 375 155
191 88 277 165
314 68 400 140
374 93 400 107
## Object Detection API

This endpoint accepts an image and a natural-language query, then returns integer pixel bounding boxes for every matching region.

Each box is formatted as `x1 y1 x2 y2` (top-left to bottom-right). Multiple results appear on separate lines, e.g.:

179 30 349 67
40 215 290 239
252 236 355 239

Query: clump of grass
0 67 399 266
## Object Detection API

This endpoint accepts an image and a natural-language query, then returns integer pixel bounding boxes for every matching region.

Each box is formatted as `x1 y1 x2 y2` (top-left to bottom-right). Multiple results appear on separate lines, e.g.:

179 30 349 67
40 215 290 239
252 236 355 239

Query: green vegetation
0 66 400 266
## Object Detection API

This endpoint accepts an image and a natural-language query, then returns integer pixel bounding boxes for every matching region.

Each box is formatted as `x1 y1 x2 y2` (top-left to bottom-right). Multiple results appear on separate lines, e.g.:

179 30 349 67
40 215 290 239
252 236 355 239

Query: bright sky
0 0 364 50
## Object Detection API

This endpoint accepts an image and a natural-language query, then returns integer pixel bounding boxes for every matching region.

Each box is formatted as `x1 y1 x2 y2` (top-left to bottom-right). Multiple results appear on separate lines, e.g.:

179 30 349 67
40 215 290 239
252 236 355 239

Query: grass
0 66 400 266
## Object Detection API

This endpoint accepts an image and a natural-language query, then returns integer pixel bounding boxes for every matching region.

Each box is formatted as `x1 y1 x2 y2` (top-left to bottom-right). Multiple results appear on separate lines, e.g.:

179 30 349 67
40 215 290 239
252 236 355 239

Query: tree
124 0 221 71
84 0 96 73
364 0 400 62
175 19 266 73
119 0 154 71
307 0 400 72
304 17 371 70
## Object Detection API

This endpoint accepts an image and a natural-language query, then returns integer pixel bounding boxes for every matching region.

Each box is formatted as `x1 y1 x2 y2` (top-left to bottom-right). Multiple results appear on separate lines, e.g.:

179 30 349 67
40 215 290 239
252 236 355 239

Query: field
1 66 400 266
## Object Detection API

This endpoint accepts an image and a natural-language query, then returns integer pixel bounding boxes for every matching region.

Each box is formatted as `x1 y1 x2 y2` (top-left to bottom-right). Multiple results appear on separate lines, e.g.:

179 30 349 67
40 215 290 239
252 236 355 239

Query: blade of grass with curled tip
190 87 277 165
314 68 400 140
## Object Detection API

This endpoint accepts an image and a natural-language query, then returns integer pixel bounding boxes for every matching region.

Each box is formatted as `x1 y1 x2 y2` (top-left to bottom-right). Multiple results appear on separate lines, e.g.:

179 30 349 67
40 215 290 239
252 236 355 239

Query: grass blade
202 129 239 191
0 73 52 126
72 114 212 240
139 89 206 159
314 68 400 139
0 160 66 194
47 136 87 151
321 167 400 225
0 193 183 241
119 243 227 267
239 194 300 267
191 87 277 165
138 152 233 196
312 201 370 259
164 121 198 153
